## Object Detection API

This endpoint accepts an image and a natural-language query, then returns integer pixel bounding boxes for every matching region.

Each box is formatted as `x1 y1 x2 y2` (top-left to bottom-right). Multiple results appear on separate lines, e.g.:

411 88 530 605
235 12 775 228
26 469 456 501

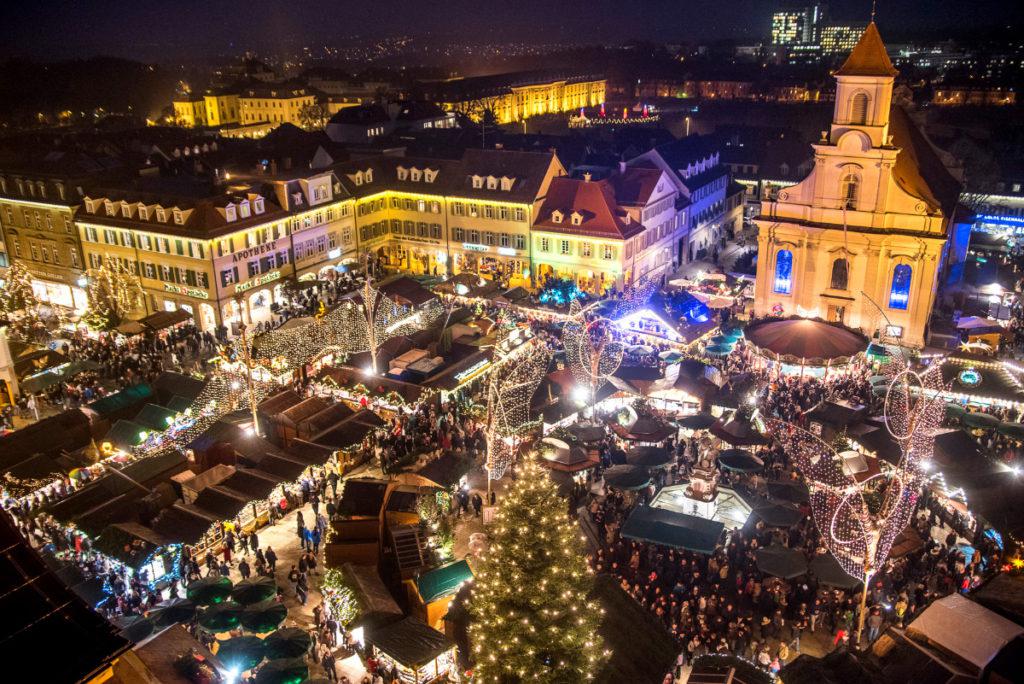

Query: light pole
235 308 260 437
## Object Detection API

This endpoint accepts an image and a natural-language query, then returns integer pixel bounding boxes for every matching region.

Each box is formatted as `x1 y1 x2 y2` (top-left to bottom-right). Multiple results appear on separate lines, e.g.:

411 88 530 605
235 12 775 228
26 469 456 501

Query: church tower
753 22 961 348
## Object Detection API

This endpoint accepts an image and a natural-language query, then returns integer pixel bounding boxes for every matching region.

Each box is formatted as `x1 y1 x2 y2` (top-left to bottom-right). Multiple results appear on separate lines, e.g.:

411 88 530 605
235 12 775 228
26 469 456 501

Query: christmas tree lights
0 260 47 342
468 456 607 683
82 256 144 331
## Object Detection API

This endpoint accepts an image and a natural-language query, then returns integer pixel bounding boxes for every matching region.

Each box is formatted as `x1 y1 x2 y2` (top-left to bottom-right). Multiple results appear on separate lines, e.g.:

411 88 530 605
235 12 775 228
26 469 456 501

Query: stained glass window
773 249 793 294
889 264 912 310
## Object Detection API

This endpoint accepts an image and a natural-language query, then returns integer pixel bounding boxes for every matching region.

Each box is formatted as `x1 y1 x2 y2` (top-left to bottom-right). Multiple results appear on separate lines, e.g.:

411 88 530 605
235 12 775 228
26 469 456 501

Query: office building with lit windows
771 4 826 46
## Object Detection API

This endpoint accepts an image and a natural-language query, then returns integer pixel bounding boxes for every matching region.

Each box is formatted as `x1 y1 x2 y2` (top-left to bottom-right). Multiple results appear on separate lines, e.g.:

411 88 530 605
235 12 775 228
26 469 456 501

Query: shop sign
462 243 489 252
235 270 281 294
232 242 277 263
497 247 516 256
164 283 210 300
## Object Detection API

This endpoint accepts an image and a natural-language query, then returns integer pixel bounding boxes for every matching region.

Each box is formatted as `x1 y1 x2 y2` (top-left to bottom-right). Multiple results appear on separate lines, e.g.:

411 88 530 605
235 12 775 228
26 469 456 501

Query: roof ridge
836 22 898 78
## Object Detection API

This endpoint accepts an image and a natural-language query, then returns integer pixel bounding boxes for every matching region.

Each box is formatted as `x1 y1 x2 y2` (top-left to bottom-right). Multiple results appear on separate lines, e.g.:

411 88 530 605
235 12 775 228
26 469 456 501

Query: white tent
906 593 1023 671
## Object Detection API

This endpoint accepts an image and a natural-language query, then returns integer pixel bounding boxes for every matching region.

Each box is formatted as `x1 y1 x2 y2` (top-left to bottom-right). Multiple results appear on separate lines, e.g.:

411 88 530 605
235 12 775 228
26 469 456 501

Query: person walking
266 546 278 572
238 558 251 580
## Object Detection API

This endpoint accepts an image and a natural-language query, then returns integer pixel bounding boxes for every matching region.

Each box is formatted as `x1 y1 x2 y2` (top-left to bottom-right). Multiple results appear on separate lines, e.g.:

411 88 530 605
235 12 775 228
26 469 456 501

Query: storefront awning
140 309 193 331
366 616 454 668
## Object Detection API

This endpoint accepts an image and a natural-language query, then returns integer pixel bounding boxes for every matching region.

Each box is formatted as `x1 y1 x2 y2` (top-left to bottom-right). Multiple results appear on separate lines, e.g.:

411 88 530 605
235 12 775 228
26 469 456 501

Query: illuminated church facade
753 23 964 348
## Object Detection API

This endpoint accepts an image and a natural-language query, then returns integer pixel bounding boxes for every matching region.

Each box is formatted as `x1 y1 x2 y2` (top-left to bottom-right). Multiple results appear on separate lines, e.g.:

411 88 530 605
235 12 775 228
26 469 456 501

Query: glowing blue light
773 249 793 295
888 264 912 310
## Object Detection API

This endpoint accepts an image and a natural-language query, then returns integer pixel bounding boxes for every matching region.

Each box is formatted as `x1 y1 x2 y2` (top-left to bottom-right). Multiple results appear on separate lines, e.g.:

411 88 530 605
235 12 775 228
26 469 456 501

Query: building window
515 234 525 250
560 240 571 255
773 249 793 294
850 92 870 125
888 264 912 310
602 244 614 260
840 174 859 210
453 227 464 241
540 237 550 252
830 257 849 290
581 242 593 258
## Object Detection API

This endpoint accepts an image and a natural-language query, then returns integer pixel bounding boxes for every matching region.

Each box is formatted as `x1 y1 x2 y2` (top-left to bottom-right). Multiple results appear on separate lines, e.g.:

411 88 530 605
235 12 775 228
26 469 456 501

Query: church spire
835 22 898 78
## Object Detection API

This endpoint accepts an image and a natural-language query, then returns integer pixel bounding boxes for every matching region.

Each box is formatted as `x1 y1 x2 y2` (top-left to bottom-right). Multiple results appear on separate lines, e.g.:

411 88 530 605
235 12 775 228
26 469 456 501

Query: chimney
270 159 278 175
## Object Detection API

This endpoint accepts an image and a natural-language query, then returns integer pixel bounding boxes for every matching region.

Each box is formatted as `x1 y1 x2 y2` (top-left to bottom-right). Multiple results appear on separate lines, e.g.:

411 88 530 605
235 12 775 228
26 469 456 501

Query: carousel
742 317 869 376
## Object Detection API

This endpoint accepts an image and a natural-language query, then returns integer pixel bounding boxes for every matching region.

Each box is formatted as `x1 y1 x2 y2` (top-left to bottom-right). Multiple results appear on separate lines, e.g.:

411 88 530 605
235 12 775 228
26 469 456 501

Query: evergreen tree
83 256 143 331
0 260 46 341
469 457 606 683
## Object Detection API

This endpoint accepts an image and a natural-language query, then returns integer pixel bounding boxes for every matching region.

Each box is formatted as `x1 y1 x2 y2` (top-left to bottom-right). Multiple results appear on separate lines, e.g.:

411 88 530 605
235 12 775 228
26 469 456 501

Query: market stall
742 317 868 376
365 616 456 684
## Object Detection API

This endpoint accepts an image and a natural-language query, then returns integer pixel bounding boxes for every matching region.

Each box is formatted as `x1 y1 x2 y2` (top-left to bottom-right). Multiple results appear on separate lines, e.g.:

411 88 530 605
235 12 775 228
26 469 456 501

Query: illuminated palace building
753 23 967 348
423 70 606 124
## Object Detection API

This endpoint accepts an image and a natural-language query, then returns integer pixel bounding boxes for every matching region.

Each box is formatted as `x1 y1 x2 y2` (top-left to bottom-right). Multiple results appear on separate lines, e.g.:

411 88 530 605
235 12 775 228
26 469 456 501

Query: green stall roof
416 560 473 604
87 384 154 417
134 403 180 431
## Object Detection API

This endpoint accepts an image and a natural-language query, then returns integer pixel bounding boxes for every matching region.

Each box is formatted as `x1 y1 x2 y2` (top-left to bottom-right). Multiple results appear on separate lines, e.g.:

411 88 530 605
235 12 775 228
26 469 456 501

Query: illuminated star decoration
485 337 553 480
769 353 946 582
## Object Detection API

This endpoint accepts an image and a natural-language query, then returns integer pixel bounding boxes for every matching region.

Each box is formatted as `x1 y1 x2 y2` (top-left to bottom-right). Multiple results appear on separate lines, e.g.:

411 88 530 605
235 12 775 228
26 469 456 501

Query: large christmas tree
0 260 46 341
469 457 606 683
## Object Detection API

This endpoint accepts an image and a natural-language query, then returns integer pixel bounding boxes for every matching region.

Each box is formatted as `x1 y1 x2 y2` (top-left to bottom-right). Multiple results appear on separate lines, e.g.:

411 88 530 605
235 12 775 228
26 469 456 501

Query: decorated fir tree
83 256 144 331
469 457 606 683
0 260 46 341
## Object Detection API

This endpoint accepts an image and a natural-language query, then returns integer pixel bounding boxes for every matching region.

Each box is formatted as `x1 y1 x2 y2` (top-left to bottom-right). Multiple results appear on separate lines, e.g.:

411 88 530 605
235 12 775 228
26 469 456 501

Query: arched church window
830 257 849 290
840 174 859 210
773 249 793 295
889 264 912 310
851 92 870 125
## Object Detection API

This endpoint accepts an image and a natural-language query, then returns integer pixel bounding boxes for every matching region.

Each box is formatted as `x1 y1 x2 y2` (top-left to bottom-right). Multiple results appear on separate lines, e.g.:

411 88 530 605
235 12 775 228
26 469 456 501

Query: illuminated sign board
164 283 210 300
235 270 281 293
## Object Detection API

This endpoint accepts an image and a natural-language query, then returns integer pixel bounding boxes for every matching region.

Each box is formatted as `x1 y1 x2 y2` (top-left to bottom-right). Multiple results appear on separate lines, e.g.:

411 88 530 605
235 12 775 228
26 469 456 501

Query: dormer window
37 182 46 198
353 171 364 186
396 166 408 181
121 202 131 217
239 200 251 218
551 210 564 224
138 206 149 220
254 197 264 213
570 211 583 226
471 175 483 189
156 208 167 222
486 175 498 190
410 168 422 182
500 176 514 191
424 169 437 183
364 169 373 183
172 209 184 225
225 204 237 222
292 192 304 206
105 200 115 216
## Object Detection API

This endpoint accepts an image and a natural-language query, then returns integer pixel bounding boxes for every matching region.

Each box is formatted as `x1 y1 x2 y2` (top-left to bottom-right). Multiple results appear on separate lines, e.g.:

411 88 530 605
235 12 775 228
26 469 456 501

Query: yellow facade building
430 71 606 124
76 172 356 333
0 173 91 311
753 23 964 348
239 82 316 126
336 149 565 285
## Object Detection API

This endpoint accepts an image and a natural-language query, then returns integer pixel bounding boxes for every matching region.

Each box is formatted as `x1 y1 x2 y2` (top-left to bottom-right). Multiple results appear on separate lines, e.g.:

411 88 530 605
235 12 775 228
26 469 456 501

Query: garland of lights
484 337 553 480
0 260 47 342
82 255 145 331
769 351 946 643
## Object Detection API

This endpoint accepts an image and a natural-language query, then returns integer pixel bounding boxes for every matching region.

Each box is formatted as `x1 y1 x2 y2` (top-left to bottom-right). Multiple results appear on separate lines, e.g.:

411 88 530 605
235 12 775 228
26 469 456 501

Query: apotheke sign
164 283 210 300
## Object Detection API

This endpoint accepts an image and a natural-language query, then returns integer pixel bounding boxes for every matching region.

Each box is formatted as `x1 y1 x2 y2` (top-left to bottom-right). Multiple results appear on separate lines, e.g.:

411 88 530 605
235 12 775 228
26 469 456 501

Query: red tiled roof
534 176 642 240
836 23 898 78
608 167 664 206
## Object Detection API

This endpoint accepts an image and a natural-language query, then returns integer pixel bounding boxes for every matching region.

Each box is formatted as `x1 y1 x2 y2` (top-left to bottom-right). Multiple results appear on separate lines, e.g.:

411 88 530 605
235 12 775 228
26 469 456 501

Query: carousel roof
609 415 675 443
744 318 869 363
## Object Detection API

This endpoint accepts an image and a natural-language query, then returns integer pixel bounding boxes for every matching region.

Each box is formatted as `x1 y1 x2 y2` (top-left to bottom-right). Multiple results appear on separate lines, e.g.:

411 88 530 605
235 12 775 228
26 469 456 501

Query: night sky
1 0 1021 61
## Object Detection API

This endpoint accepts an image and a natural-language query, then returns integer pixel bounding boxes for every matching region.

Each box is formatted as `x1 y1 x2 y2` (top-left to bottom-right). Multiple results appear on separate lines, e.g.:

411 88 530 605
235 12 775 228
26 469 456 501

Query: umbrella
709 335 733 346
265 627 312 659
625 445 674 468
961 412 1000 430
997 421 1024 441
718 448 764 473
705 344 734 356
767 480 809 504
675 413 716 430
256 658 309 684
755 545 808 579
112 614 158 642
217 635 266 672
198 602 243 632
241 599 289 633
187 575 234 605
809 553 861 589
231 576 278 605
149 597 198 627
659 350 684 363
752 500 803 528
602 465 652 491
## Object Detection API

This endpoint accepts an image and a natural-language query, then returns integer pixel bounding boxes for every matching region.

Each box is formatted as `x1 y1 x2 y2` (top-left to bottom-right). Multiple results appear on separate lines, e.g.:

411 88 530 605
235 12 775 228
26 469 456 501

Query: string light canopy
485 336 553 485
769 351 946 646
